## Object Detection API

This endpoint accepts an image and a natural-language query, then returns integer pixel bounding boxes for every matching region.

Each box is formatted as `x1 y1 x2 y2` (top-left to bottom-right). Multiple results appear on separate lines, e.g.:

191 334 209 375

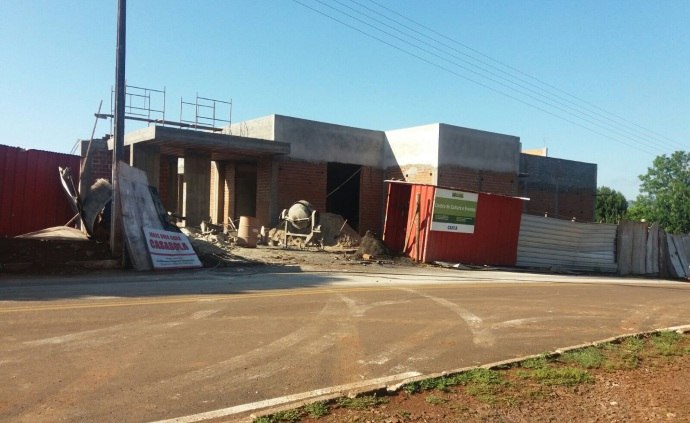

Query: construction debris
355 230 390 259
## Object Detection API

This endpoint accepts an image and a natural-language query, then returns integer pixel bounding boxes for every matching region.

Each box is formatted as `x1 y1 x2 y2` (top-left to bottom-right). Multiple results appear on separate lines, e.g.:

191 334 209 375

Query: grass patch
561 346 605 369
336 395 388 410
650 331 684 356
603 337 644 369
253 409 301 423
521 367 593 386
303 401 328 418
520 354 552 370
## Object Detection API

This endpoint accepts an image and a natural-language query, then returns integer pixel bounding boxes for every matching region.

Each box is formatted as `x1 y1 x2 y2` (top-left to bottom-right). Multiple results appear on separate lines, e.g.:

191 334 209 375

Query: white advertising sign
143 227 202 269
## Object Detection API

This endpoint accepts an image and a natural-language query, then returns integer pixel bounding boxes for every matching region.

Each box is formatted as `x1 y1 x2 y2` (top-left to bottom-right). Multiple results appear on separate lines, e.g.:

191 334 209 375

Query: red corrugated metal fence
0 145 80 237
383 182 523 266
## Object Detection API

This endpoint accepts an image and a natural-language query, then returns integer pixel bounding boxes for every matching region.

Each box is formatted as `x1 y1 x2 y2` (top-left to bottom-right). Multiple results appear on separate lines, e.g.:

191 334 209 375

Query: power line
363 0 685 152
326 0 668 153
292 0 683 155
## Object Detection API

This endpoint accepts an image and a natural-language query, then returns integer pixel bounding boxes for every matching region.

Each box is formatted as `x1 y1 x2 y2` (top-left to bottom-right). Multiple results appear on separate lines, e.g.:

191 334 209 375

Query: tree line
595 151 689 234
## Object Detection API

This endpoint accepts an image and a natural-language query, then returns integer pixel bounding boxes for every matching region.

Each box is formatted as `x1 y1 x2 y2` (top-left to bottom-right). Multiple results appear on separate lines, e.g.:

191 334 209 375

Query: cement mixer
279 200 323 248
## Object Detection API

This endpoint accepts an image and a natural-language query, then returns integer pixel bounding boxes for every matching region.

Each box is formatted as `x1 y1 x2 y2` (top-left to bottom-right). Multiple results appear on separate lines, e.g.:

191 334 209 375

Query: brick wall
437 166 518 197
520 187 596 221
519 154 596 222
256 157 272 228
277 158 327 213
223 162 236 228
82 138 112 187
359 166 384 235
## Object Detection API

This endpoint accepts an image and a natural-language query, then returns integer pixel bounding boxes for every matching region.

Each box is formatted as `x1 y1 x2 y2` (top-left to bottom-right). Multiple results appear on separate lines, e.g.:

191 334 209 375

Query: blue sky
1 0 688 199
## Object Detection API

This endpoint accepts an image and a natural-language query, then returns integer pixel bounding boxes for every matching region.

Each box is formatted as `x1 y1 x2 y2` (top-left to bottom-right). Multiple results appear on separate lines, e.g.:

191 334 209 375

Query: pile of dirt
355 230 390 258
318 212 361 247
180 227 252 267
0 226 114 274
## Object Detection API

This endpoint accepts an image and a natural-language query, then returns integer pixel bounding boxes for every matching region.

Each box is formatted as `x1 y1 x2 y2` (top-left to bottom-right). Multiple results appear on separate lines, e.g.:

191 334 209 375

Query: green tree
595 186 628 223
628 151 690 234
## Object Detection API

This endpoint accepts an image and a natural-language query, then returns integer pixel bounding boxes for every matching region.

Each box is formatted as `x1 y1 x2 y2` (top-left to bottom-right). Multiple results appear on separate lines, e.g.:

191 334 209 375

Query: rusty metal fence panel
0 145 80 237
516 214 618 273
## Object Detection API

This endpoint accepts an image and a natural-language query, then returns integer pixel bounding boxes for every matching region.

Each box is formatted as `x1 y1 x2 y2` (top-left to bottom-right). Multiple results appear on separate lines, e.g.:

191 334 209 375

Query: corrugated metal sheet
0 145 80 237
382 182 411 253
383 182 523 266
516 214 618 273
667 233 690 279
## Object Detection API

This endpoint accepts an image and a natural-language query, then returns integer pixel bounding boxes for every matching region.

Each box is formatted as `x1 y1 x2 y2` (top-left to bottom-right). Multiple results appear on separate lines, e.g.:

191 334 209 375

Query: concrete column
183 151 211 227
209 161 225 225
130 144 160 189
223 162 236 229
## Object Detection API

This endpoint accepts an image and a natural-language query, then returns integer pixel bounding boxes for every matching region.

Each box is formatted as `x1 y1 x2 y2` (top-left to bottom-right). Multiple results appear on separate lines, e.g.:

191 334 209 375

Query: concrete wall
274 115 385 167
519 154 597 222
225 115 276 140
438 124 520 173
228 115 386 167
384 124 440 184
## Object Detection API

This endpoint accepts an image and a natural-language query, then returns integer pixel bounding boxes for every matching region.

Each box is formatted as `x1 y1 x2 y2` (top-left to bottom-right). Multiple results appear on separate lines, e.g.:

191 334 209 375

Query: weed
336 395 388 410
402 382 420 395
651 331 683 356
520 355 550 370
268 409 301 422
425 394 447 405
522 367 593 386
452 368 503 386
253 417 271 423
561 346 605 369
303 401 328 418
603 337 643 369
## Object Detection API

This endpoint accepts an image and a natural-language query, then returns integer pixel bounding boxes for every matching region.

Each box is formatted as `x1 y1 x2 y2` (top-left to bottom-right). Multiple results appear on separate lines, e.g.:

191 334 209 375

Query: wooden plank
118 161 164 271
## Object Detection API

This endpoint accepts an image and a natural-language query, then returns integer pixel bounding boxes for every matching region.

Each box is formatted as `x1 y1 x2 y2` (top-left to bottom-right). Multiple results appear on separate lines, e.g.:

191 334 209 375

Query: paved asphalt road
1 266 690 422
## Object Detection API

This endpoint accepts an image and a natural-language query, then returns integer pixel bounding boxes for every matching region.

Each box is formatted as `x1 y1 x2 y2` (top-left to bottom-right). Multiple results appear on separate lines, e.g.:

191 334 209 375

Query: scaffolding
98 84 231 133
180 94 232 131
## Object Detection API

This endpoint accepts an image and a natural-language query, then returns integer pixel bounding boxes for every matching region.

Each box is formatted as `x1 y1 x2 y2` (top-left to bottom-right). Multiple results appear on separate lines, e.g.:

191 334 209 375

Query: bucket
237 216 258 248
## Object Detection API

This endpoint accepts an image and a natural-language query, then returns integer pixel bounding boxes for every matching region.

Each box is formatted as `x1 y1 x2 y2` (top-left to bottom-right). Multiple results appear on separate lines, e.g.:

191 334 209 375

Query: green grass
520 367 593 386
303 401 328 418
650 331 684 356
252 409 301 423
336 395 388 410
561 346 605 369
256 332 689 422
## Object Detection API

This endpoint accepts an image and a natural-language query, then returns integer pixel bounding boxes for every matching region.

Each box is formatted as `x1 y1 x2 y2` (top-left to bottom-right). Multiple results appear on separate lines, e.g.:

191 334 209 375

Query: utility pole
110 0 126 257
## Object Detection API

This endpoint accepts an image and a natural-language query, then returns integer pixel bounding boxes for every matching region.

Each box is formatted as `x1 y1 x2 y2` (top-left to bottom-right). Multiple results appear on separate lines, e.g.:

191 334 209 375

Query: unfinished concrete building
83 114 597 236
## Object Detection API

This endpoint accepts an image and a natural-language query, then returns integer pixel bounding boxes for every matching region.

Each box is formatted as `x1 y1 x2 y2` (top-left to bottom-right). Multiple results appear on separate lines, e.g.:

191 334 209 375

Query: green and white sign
430 188 478 233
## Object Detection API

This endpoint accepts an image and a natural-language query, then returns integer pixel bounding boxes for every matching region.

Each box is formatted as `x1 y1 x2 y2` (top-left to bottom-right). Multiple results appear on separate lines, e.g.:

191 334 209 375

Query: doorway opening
326 163 361 231
234 163 257 217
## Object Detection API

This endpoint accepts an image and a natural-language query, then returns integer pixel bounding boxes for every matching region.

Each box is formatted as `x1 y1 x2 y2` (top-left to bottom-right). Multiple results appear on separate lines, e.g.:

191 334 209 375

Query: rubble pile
355 230 390 259
180 227 250 267
318 213 361 247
